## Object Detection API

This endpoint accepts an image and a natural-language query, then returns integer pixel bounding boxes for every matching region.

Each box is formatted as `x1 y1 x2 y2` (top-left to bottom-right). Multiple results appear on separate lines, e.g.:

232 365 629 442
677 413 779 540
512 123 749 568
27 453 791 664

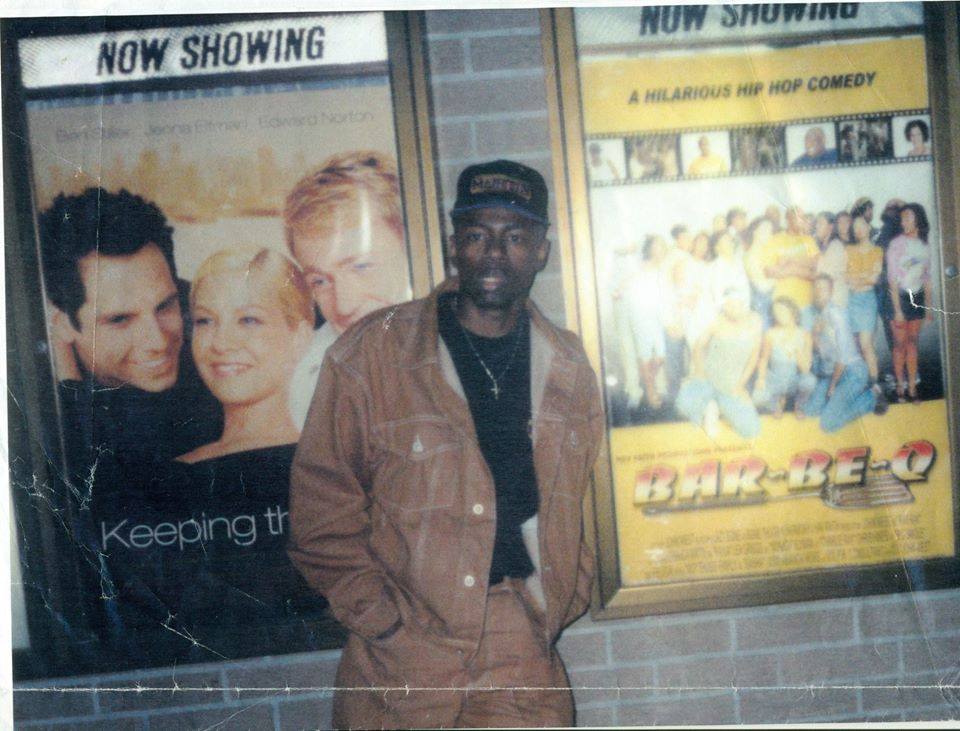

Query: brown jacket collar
397 277 581 369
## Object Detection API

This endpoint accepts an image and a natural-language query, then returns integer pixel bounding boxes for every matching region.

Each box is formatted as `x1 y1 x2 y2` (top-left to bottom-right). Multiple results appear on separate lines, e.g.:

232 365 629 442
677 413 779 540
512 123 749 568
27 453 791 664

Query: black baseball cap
451 159 549 226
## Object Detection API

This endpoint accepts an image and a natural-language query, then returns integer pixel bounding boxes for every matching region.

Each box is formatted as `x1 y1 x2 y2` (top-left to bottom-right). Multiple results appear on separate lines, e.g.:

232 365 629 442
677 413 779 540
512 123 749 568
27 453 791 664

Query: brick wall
426 9 566 326
12 9 960 729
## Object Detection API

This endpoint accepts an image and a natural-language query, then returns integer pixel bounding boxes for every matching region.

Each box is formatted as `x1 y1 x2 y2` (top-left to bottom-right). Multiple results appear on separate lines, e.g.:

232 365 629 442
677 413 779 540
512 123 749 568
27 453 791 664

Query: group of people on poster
39 151 409 662
610 196 935 438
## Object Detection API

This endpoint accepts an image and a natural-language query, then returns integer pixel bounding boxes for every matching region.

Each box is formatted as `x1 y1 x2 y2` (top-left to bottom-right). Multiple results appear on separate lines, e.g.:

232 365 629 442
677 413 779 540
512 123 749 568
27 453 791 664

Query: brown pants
332 579 574 729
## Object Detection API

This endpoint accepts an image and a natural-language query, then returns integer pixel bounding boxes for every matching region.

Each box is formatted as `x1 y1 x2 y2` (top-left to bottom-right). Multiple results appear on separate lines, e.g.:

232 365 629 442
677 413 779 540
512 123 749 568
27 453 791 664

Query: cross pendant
491 382 500 399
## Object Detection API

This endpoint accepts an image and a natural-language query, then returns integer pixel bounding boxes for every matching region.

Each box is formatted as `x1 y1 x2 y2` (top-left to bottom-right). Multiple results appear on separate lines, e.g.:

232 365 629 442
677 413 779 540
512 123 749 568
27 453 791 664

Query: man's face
291 202 411 334
451 207 549 311
698 136 710 155
66 244 183 391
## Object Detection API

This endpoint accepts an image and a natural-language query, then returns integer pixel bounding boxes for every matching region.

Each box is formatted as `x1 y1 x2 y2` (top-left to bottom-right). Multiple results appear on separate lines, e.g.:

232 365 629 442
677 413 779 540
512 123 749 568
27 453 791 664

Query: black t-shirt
97 445 340 664
437 293 539 585
58 345 223 526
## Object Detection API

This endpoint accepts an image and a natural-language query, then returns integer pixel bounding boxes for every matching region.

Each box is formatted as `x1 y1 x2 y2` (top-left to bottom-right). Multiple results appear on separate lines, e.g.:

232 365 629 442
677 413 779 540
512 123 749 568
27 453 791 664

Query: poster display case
544 2 960 618
3 11 439 678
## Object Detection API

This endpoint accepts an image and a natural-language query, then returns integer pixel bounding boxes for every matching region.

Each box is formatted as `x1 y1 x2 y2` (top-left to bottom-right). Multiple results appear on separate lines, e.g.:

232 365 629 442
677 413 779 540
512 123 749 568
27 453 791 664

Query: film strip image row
587 112 933 186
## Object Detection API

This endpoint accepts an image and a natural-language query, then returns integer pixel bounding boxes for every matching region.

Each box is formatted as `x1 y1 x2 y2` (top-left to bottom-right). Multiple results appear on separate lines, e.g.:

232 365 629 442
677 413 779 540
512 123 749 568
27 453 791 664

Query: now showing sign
18 13 387 89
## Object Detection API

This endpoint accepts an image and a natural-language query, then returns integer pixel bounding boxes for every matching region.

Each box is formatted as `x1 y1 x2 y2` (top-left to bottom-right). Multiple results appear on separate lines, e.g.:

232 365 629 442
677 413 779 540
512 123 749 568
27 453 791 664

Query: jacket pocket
370 416 461 513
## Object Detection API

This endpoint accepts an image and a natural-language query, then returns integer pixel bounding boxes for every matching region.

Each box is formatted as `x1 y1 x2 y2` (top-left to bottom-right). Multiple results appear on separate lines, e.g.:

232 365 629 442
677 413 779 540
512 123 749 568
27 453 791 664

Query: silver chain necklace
453 300 525 400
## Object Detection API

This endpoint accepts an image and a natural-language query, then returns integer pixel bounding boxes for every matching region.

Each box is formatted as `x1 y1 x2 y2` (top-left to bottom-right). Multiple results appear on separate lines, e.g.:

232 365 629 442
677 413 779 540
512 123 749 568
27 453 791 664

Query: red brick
276 695 334 730
780 642 900 683
611 619 730 662
426 10 539 34
147 702 275 730
618 692 737 726
14 687 95 721
557 630 608 668
97 671 223 713
736 607 854 650
428 39 465 75
470 35 543 72
739 688 858 723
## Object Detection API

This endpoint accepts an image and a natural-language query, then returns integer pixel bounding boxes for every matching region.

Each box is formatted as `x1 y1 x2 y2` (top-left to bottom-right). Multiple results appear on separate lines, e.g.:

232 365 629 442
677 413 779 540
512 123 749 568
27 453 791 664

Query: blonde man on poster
283 151 412 428
288 160 602 728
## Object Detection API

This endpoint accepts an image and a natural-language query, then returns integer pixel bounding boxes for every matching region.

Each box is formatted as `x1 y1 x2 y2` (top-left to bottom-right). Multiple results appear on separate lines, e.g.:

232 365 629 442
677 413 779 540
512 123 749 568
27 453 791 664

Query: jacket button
472 503 484 516
463 575 476 588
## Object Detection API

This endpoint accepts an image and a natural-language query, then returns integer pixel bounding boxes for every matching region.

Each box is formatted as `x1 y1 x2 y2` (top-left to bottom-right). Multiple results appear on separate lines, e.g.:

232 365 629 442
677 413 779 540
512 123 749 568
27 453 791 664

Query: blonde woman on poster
887 202 933 403
160 247 323 657
611 244 644 408
752 297 816 417
679 231 715 351
626 235 671 410
178 248 313 463
662 225 694 396
844 215 885 401
744 216 776 326
804 276 877 432
707 230 750 306
816 211 849 308
675 288 762 439
283 151 411 428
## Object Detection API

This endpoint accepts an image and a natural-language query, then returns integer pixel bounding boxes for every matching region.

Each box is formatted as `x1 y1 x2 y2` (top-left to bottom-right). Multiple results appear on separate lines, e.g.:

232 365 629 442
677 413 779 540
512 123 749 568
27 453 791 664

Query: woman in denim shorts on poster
844 215 885 404
886 203 933 403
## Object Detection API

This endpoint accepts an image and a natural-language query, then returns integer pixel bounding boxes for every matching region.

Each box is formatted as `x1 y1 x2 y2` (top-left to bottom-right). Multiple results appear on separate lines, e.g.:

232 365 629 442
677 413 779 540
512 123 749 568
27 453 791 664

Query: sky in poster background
26 78 400 280
574 5 953 589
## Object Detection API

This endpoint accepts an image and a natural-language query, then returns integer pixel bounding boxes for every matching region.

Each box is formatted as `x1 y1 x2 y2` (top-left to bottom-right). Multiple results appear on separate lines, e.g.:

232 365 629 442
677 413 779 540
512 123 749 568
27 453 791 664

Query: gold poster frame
541 4 960 619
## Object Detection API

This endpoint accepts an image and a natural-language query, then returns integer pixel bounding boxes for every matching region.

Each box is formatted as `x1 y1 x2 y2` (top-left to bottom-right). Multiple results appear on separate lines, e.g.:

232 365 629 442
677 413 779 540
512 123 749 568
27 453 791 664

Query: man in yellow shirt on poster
687 135 729 177
747 206 819 326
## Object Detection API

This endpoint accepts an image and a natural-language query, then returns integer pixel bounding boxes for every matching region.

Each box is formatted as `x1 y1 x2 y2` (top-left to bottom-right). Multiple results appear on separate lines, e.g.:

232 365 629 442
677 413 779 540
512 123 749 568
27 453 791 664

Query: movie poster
14 13 416 670
573 4 956 598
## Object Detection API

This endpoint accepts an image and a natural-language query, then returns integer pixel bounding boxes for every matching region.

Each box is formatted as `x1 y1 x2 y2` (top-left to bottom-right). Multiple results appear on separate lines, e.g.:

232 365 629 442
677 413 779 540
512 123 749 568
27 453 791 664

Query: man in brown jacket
288 160 603 729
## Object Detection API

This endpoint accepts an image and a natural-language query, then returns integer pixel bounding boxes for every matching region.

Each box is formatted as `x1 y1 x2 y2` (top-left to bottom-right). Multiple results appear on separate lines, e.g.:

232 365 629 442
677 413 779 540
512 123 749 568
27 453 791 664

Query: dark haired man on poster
40 188 220 484
38 187 221 652
289 160 603 728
